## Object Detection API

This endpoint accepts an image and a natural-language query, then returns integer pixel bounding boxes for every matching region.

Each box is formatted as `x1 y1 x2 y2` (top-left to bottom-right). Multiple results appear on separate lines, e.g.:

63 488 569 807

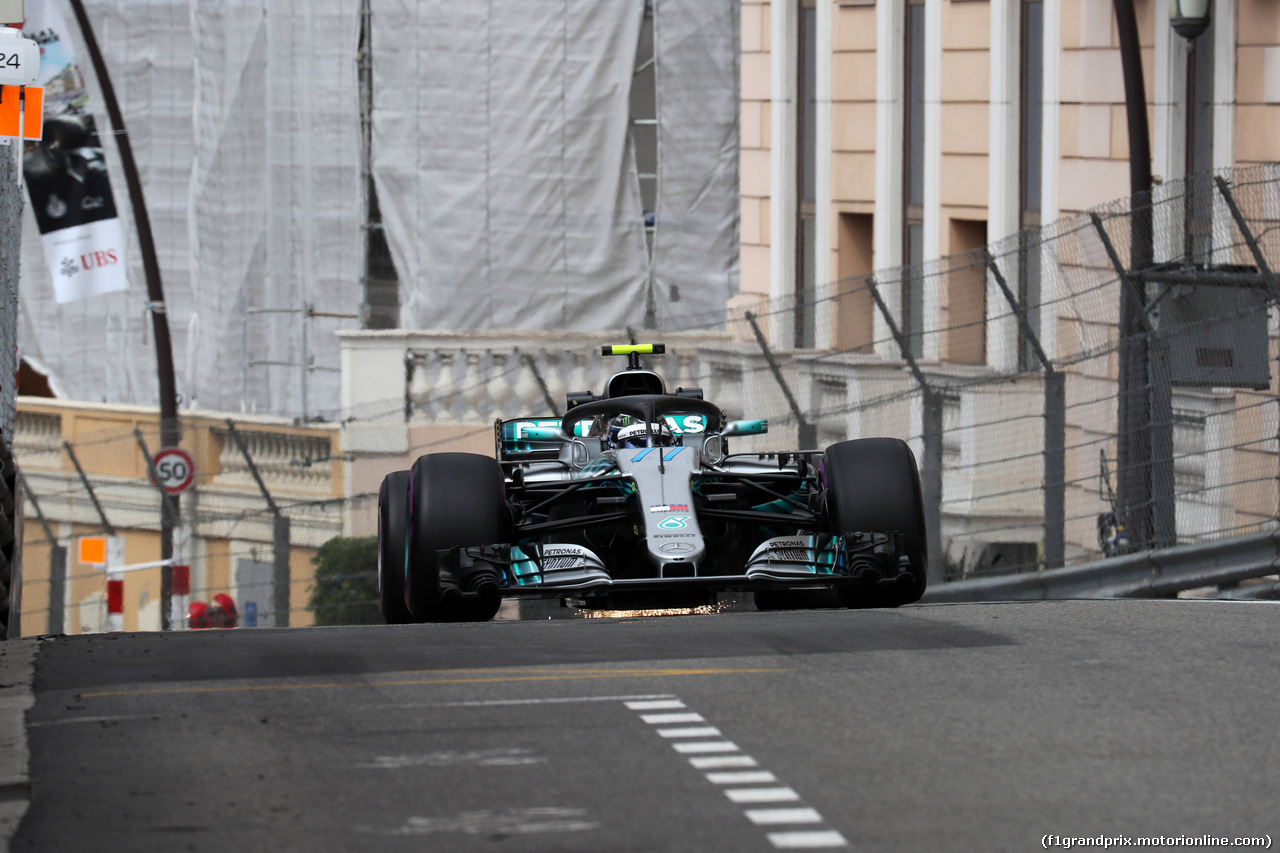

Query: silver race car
378 343 927 622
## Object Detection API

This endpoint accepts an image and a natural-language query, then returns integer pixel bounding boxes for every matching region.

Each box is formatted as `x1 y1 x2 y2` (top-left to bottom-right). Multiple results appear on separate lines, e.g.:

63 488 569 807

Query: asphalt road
13 600 1280 852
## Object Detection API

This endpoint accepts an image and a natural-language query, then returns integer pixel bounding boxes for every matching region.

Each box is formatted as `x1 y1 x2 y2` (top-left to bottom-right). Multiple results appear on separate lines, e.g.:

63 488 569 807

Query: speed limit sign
150 447 196 495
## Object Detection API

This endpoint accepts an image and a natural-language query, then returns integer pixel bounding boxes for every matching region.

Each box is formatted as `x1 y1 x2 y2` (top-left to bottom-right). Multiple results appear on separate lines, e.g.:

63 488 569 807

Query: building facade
742 0 1279 356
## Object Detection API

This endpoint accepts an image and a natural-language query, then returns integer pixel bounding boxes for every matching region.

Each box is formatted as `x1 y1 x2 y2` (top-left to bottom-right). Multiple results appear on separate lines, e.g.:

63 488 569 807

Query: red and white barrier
106 574 124 632
171 565 190 630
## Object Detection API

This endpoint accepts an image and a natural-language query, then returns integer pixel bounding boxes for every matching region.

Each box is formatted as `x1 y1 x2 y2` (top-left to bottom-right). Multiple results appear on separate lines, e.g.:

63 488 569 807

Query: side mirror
722 419 768 437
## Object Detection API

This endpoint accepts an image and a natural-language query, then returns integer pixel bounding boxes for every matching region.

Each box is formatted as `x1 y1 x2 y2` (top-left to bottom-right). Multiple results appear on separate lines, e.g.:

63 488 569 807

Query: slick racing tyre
377 470 415 624
823 438 927 608
406 453 507 622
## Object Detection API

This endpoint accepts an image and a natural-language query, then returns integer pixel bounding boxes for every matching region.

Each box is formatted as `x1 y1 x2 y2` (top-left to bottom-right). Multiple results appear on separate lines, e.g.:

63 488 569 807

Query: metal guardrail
921 528 1280 603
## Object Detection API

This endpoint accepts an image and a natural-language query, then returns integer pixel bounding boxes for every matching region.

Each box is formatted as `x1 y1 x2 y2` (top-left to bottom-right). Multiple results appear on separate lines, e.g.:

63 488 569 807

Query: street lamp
1170 0 1211 40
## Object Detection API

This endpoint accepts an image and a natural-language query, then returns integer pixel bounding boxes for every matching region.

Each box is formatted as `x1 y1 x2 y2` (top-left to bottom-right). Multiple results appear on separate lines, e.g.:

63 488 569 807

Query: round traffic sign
150 447 196 494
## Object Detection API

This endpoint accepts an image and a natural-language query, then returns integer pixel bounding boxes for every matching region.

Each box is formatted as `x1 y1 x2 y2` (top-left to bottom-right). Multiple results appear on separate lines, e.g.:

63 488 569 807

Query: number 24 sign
150 447 196 495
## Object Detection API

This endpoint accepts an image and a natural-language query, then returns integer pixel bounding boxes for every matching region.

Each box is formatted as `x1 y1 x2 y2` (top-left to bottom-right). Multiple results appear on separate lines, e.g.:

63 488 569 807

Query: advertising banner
20 0 127 303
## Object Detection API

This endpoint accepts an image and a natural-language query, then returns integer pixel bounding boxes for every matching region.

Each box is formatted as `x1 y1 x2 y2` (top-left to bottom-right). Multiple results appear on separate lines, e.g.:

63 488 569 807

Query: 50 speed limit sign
150 447 196 495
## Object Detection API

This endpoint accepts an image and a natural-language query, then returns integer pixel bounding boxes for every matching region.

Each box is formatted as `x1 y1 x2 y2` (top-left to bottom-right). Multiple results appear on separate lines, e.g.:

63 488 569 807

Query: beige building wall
738 0 774 329
14 400 347 635
1236 3 1280 165
739 0 1279 362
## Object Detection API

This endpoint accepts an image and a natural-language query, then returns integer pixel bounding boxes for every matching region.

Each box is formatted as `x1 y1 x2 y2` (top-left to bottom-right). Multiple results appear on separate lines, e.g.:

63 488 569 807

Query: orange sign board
79 536 107 566
0 85 42 140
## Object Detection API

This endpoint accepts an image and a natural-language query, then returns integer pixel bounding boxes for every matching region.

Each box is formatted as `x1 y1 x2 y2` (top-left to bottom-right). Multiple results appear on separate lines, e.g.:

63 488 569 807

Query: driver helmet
614 420 674 449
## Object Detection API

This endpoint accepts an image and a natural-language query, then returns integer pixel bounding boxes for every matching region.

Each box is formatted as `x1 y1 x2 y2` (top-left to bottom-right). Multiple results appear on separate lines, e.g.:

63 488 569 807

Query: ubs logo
80 250 119 270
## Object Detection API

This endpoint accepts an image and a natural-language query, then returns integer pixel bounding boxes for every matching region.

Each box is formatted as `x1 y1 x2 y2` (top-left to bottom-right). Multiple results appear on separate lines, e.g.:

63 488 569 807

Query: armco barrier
921 528 1280 603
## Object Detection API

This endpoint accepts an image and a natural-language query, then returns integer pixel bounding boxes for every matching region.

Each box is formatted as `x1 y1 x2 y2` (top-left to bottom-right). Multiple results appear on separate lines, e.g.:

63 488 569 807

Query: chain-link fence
12 413 359 635
2 142 24 637
15 164 1280 631
711 164 1280 583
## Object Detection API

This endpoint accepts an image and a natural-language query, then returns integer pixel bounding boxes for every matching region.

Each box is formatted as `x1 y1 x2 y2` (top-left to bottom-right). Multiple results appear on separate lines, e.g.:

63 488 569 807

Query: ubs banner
20 0 127 303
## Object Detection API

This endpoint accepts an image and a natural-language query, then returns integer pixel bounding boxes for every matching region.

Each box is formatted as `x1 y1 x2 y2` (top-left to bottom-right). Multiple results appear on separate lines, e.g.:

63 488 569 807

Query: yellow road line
79 667 792 699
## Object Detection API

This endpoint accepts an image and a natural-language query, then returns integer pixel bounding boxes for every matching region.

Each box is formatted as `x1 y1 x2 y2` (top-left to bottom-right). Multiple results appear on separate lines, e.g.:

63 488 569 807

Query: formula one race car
377 343 927 623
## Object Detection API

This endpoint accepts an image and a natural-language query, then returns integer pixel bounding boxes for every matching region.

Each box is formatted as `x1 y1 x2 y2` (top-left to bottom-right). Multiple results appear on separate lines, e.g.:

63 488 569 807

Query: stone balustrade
212 428 337 496
13 410 64 469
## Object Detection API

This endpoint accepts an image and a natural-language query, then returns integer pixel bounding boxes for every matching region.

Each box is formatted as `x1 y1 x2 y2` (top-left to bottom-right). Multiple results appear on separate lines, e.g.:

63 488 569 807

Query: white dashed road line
768 830 851 849
672 740 740 753
725 787 801 804
690 755 759 769
745 808 824 825
706 771 778 784
641 712 705 724
658 726 722 738
624 698 848 849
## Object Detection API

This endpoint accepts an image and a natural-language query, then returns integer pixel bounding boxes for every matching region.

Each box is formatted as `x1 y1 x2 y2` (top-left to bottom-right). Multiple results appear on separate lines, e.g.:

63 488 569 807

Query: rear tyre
377 470 415 624
406 453 507 622
823 438 927 608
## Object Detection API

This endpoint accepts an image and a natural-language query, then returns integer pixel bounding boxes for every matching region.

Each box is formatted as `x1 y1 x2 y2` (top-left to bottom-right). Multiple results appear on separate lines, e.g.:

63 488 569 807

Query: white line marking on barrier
744 808 824 825
766 830 848 848
725 787 801 804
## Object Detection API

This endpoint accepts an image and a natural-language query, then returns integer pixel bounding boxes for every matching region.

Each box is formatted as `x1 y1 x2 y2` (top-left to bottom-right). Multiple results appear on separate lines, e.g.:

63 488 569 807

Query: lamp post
1112 0 1213 553
1112 0 1154 551
1170 0 1211 39
67 0 180 628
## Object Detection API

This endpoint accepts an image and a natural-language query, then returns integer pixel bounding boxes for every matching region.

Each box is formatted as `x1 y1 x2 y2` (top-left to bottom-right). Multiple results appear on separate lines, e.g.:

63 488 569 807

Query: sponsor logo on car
657 516 690 530
649 504 690 513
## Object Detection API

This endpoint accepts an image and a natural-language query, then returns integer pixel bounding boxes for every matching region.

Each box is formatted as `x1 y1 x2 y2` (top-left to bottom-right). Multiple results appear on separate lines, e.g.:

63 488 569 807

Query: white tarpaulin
18 0 362 418
373 0 650 331
374 0 739 334
17 0 737 419
652 0 739 330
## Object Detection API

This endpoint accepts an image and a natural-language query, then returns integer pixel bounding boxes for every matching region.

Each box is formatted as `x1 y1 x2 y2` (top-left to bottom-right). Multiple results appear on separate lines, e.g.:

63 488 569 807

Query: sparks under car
377 343 928 622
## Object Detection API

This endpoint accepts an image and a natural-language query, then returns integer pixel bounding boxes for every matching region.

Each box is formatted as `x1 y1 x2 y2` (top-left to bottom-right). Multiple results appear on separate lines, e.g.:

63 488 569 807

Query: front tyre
406 453 507 622
377 471 415 624
823 438 927 608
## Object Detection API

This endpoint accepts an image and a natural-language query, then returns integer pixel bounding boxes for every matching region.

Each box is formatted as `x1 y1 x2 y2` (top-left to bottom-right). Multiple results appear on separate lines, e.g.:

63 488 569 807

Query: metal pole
63 441 115 536
1113 0 1156 552
744 312 817 449
133 429 181 619
273 514 291 628
301 305 309 422
67 0 180 625
1043 370 1066 569
47 544 65 635
863 277 943 582
986 253 1065 566
921 392 944 586
225 420 289 626
15 468 66 633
